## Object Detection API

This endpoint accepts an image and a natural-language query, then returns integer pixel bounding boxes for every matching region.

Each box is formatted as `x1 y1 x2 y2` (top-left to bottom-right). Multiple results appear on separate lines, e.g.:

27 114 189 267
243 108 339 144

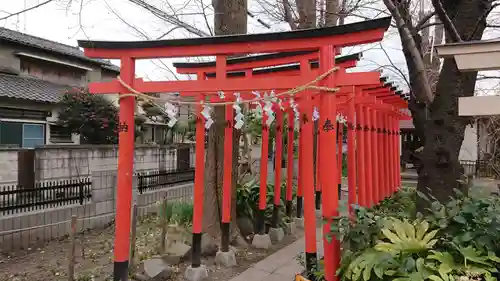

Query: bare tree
383 0 498 208
201 0 248 242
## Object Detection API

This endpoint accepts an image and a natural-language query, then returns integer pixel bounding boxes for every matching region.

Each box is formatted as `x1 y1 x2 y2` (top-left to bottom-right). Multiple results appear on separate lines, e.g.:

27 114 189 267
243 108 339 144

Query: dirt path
0 216 303 281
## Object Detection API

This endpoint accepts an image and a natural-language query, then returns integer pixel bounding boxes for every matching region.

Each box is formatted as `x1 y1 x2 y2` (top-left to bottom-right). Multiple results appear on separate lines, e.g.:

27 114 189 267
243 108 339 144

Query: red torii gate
172 51 364 214
175 52 408 211
172 51 384 273
78 17 392 281
173 53 409 280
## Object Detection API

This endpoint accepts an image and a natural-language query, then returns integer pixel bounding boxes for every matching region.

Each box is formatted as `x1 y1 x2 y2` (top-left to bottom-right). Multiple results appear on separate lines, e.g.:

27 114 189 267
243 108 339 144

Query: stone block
95 201 113 215
294 217 304 228
184 265 209 281
251 234 272 249
215 250 237 267
92 188 115 202
140 258 173 281
284 222 296 235
162 241 191 264
201 233 218 256
269 227 284 244
315 209 322 218
237 216 254 236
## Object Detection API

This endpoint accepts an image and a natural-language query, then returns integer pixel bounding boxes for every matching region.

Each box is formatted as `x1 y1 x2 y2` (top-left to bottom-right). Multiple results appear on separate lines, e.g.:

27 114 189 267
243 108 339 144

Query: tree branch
127 0 210 37
281 0 297 29
430 0 461 42
384 0 434 103
378 42 411 88
0 0 54 21
417 21 442 31
415 11 436 31
469 3 499 40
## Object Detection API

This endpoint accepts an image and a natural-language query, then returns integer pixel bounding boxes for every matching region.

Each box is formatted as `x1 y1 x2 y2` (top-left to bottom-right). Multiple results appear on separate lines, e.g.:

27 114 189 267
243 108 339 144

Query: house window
22 124 45 148
0 122 23 147
49 125 73 143
0 122 45 148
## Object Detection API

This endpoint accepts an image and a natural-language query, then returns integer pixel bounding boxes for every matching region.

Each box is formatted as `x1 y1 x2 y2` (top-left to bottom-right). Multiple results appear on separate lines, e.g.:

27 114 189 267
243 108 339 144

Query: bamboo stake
160 198 168 253
68 215 77 281
129 204 138 268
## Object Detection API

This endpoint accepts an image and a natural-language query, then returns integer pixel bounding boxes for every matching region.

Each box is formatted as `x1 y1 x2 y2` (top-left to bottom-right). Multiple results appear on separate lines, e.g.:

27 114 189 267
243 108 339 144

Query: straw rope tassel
114 66 340 108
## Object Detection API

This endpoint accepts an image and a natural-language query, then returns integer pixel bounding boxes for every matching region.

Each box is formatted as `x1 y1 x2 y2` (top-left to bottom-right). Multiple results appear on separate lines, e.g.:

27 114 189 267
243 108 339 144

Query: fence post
137 174 143 194
129 204 138 268
68 215 77 281
78 179 84 205
177 145 191 171
160 197 168 252
18 149 35 191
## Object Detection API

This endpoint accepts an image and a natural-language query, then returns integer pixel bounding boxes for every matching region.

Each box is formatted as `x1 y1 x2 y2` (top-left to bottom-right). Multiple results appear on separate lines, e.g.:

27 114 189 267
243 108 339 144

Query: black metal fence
137 144 196 194
137 169 195 194
460 160 500 178
0 178 92 215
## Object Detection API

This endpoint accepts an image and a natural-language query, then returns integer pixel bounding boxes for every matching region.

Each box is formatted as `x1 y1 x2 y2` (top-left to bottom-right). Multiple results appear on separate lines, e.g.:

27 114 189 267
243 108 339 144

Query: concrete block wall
0 149 19 183
35 145 183 180
0 144 195 184
0 170 194 252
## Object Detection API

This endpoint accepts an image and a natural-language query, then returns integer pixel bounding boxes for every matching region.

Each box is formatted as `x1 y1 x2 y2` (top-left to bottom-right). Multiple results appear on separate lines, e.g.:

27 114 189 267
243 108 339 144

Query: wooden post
129 204 138 267
177 145 191 171
160 198 168 253
68 215 77 281
18 149 35 192
221 102 234 252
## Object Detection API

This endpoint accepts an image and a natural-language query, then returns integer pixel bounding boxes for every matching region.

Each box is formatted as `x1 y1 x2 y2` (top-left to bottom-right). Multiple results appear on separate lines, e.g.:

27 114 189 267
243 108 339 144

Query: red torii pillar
272 106 284 228
364 88 408 199
333 83 407 209
318 45 339 281
286 106 295 217
354 88 409 205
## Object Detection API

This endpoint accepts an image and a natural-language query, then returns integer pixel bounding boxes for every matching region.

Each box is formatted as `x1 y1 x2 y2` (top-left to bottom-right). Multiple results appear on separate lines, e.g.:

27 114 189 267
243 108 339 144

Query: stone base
284 222 296 235
315 209 322 218
251 234 272 249
294 217 304 228
215 250 237 267
268 227 284 244
162 241 191 264
184 265 209 281
140 258 173 281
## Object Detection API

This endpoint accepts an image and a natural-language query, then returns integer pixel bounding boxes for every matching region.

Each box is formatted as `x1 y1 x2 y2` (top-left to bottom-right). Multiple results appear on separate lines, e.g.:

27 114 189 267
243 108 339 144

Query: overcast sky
0 0 498 94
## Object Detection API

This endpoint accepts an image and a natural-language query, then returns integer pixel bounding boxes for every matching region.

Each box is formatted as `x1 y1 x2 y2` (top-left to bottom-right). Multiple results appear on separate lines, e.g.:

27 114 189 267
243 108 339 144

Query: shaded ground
0 216 302 281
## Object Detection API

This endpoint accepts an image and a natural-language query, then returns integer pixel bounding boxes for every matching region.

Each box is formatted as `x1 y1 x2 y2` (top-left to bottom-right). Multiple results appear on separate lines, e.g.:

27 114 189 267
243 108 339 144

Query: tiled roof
0 74 70 103
0 27 120 73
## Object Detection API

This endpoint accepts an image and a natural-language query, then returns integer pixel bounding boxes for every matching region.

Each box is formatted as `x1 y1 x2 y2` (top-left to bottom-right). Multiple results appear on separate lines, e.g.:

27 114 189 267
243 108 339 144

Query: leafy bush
163 201 194 227
338 217 500 281
326 186 500 281
236 179 296 227
418 189 500 254
57 88 119 144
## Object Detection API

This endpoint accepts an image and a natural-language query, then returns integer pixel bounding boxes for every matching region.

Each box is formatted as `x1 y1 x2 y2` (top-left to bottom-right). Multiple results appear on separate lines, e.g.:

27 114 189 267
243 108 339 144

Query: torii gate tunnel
172 49 409 280
77 16 409 281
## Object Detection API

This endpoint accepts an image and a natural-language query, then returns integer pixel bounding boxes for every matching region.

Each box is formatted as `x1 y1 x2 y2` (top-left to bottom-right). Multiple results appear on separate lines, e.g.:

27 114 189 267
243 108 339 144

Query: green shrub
325 185 500 281
163 201 194 227
236 179 296 226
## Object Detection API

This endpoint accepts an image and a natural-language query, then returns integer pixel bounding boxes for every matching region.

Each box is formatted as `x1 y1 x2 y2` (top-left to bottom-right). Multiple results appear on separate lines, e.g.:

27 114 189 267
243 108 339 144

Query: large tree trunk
296 0 316 28
202 0 247 239
415 0 490 207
